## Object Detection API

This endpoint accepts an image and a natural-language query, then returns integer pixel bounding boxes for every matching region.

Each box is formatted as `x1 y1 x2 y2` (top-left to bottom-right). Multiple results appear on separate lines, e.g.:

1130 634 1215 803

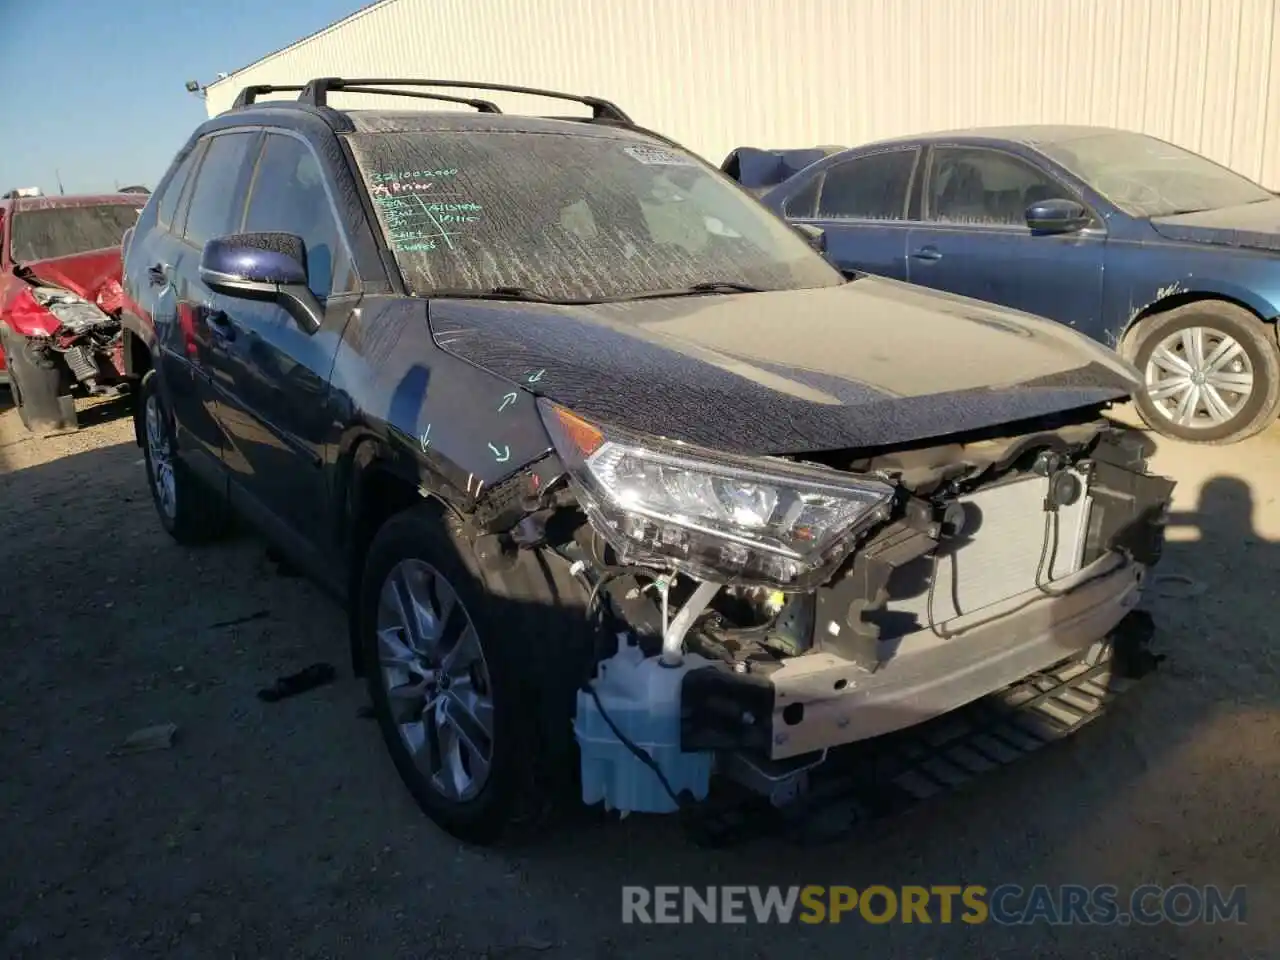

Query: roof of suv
338 110 654 139
212 77 668 145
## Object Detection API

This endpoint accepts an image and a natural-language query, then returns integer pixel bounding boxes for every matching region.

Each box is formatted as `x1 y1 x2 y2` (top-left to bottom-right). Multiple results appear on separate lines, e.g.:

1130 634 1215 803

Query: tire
139 369 230 544
1130 300 1280 444
0 327 69 433
358 504 596 845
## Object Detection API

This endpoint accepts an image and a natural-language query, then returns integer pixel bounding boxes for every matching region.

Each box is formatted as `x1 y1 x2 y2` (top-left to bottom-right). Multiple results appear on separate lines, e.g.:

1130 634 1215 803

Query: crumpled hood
15 248 123 301
1150 198 1280 253
429 277 1138 456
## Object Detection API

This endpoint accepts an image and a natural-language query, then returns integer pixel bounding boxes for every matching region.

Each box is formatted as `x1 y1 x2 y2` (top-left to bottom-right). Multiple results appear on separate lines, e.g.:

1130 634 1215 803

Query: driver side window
241 133 356 299
926 147 1071 226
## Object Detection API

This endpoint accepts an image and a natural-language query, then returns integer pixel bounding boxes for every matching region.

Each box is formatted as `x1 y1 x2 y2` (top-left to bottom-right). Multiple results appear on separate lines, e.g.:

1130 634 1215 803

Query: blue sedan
738 126 1280 444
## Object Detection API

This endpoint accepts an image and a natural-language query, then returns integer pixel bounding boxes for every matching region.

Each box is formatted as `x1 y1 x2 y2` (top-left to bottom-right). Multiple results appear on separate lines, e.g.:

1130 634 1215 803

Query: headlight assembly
540 400 896 588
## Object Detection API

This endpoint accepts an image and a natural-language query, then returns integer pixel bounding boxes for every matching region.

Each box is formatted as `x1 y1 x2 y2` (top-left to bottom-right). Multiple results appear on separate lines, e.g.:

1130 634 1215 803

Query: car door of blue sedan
780 147 921 281
904 145 1106 338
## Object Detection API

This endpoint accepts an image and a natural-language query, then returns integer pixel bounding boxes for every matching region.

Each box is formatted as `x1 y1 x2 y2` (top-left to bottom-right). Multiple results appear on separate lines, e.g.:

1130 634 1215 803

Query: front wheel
1130 301 1280 444
358 505 596 845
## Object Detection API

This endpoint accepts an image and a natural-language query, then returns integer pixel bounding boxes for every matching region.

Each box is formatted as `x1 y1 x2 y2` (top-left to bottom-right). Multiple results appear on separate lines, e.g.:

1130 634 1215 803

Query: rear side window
241 134 355 298
183 132 257 248
784 175 822 218
157 147 200 230
8 204 142 262
816 150 919 220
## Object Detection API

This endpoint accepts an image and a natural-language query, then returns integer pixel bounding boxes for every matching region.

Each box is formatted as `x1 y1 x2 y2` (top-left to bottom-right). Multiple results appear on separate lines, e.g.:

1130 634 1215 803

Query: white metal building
206 0 1280 186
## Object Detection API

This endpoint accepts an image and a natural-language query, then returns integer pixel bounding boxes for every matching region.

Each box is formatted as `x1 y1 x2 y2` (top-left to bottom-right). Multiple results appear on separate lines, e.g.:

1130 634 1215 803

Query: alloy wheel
376 559 495 803
144 393 177 520
1144 326 1254 429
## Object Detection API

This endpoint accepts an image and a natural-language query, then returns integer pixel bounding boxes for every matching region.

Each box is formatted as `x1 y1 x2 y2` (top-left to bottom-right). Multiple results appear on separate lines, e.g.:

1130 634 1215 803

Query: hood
1150 198 1280 253
14 248 124 301
429 277 1137 456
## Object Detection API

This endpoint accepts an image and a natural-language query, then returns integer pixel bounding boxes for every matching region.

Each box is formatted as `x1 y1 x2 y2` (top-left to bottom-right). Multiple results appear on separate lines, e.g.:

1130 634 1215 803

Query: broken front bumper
682 609 1158 845
683 554 1149 759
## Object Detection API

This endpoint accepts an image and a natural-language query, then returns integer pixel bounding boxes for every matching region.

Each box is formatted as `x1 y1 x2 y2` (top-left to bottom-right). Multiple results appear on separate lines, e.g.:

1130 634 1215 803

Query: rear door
783 148 920 280
124 139 226 477
905 145 1105 330
200 131 360 544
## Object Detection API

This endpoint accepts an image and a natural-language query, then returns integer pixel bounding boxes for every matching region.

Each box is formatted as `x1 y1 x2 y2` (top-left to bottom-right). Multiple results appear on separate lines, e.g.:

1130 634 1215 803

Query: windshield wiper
427 281 769 305
604 281 768 302
427 286 558 302
683 281 766 294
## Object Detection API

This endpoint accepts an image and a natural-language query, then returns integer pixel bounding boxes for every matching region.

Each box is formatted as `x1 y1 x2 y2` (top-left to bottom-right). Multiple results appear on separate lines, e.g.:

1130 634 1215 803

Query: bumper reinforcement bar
681 609 1159 847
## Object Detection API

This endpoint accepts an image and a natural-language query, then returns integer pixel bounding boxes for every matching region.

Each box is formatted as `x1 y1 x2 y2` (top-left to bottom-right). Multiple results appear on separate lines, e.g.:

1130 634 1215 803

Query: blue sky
0 0 363 195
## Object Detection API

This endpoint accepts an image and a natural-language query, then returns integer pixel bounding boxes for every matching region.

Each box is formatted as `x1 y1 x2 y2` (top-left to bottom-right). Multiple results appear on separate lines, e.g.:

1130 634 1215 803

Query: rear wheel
358 505 595 845
139 370 230 544
1130 301 1280 444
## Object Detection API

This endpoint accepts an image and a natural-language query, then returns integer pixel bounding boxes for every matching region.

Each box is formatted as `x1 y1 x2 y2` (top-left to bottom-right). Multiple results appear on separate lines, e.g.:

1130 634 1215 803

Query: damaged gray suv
120 77 1175 846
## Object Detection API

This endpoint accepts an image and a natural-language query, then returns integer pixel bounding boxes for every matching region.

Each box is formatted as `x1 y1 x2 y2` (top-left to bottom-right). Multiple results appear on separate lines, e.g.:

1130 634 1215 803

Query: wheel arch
121 324 157 448
337 432 458 675
1118 286 1277 360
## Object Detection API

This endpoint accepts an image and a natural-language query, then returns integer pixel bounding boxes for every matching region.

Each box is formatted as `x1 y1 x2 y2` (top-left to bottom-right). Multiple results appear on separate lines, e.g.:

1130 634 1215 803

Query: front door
905 145 1105 335
199 132 360 545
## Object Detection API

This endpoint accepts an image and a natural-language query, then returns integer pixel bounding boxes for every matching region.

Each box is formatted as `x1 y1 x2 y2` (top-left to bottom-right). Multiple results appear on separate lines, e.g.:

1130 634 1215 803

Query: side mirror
792 222 827 253
1025 198 1091 235
199 232 322 333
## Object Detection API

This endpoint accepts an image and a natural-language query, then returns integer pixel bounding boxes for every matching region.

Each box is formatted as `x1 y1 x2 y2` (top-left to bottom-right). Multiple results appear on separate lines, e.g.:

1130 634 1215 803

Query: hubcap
376 559 494 802
144 394 177 520
1144 326 1254 429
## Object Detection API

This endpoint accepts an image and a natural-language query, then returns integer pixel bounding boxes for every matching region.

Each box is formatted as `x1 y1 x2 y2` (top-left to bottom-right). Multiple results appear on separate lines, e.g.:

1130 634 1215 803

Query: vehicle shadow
71 393 133 430
1 438 1274 958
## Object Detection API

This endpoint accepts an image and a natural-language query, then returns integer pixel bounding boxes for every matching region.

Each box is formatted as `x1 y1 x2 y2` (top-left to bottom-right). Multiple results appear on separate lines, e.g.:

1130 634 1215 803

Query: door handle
206 309 236 341
911 246 943 262
148 262 170 287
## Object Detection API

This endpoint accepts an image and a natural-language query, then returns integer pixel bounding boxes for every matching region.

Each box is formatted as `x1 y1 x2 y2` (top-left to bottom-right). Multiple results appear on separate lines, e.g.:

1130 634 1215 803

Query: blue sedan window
928 147 1067 226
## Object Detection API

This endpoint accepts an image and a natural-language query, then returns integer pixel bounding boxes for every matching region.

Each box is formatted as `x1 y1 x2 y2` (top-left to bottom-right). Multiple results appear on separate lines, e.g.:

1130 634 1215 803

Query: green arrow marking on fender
488 443 510 462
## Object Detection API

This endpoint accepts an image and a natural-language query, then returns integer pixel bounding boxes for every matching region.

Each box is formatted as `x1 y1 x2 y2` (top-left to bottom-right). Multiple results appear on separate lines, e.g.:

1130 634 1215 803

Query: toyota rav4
119 78 1175 845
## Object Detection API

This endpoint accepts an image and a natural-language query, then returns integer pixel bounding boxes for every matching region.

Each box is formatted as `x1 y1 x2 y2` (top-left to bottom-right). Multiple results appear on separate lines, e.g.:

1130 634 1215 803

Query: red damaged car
0 191 145 433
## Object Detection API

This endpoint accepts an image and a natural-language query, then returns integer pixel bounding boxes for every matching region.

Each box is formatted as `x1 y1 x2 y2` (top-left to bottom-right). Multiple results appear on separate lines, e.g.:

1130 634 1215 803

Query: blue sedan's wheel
1131 301 1280 445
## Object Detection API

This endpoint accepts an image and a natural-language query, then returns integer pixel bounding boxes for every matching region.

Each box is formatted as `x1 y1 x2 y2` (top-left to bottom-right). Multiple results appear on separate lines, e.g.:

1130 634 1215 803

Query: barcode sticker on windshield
623 145 697 166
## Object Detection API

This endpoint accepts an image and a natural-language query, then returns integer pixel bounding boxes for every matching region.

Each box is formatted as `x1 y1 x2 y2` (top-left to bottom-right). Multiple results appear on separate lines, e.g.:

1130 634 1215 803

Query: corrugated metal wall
206 0 1280 185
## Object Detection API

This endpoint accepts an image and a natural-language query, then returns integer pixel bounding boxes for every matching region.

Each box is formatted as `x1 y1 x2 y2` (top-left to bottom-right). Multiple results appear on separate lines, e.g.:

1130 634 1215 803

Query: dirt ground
0 392 1275 960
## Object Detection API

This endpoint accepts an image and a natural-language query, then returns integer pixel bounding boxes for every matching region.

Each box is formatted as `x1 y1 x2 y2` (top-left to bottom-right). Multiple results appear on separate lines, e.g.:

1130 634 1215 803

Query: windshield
9 203 142 263
1040 132 1273 218
347 130 842 300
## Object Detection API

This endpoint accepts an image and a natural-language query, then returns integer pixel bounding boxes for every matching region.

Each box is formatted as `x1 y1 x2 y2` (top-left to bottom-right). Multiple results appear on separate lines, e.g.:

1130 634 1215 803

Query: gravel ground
0 393 1276 959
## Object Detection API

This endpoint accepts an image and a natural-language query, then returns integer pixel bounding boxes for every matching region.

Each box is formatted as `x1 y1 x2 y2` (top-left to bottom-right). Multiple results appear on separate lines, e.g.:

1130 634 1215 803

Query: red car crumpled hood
17 248 123 300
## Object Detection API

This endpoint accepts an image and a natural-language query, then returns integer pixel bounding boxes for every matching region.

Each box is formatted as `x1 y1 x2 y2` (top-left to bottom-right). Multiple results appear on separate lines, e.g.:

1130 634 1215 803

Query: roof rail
296 77 632 122
339 86 502 113
232 84 308 108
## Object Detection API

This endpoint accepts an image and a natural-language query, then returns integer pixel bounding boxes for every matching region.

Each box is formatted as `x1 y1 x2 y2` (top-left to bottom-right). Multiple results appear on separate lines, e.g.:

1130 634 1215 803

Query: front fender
1116 275 1280 351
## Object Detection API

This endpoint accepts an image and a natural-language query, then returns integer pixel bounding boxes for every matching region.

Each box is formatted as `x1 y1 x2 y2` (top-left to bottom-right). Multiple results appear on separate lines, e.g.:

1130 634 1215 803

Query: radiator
883 471 1093 629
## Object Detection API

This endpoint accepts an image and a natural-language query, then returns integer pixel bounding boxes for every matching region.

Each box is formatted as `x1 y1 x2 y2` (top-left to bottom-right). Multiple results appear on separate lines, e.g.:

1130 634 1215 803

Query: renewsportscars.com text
621 884 1247 926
